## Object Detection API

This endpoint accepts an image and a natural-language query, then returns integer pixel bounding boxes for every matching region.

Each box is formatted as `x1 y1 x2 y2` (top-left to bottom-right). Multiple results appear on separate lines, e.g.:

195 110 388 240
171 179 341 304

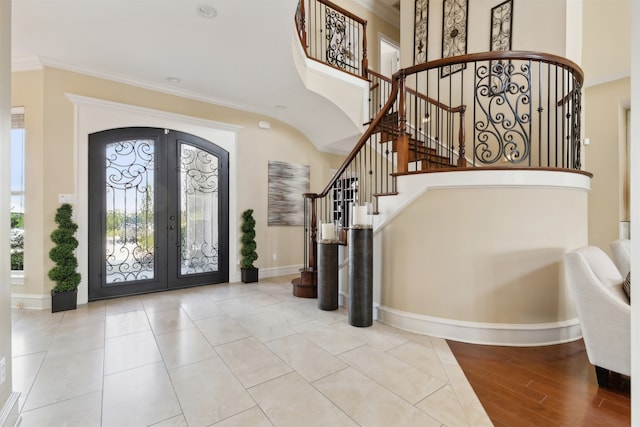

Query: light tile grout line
12 276 491 426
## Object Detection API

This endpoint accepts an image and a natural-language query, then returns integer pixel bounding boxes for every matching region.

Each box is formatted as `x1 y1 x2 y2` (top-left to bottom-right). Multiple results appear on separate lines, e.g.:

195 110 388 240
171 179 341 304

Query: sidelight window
10 107 25 278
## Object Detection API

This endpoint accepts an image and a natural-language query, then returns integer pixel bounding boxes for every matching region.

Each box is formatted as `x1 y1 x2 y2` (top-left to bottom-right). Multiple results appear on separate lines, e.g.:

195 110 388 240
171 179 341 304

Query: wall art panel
268 160 310 226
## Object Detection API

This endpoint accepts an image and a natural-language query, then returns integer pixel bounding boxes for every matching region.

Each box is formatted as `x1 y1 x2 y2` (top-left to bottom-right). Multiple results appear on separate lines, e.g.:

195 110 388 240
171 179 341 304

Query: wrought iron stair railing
296 0 368 79
291 51 584 297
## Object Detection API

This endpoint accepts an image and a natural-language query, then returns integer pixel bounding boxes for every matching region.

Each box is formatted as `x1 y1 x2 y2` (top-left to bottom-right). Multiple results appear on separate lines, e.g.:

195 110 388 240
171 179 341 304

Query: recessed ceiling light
166 77 181 83
197 4 217 19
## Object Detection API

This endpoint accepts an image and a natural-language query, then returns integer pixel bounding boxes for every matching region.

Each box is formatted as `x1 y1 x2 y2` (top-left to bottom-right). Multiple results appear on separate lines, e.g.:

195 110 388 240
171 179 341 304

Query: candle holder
350 203 372 229
320 221 338 243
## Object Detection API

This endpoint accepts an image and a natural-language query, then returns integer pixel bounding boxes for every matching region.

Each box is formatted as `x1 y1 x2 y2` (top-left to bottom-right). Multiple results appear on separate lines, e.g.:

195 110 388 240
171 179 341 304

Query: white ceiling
11 0 399 153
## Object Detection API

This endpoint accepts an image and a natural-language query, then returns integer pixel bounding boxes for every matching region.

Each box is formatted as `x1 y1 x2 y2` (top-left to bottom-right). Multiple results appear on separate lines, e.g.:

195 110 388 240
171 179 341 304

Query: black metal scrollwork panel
105 139 155 284
490 0 513 52
474 61 532 165
441 0 468 77
180 144 219 275
414 0 429 64
572 85 582 168
325 8 356 71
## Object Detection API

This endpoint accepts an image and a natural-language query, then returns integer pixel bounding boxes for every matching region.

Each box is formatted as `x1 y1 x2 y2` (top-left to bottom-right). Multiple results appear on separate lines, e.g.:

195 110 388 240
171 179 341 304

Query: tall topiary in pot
240 208 259 283
49 203 81 312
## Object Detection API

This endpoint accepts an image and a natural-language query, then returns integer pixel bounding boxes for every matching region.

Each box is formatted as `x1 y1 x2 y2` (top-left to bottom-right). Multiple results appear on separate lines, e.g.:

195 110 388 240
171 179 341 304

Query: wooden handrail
316 76 400 198
317 0 366 25
400 50 584 86
320 49 584 199
367 69 466 114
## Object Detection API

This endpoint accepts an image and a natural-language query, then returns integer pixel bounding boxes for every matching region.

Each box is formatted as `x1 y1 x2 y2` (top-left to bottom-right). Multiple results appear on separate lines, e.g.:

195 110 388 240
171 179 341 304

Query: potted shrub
240 208 259 283
49 203 81 312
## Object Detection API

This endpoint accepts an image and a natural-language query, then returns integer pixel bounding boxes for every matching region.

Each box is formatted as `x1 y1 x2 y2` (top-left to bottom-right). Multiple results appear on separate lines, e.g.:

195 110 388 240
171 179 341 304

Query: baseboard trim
11 293 51 310
377 305 582 347
14 268 303 309
258 265 303 279
0 392 20 427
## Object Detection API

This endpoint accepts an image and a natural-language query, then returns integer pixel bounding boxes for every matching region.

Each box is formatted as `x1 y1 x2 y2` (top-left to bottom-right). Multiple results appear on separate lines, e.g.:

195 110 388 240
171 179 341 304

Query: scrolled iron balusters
572 85 582 169
325 9 351 71
474 60 531 165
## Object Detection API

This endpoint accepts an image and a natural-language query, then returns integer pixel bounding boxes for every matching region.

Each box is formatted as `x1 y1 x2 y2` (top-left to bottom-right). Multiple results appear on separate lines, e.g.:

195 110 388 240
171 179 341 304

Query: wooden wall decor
490 0 513 52
414 0 429 64
268 160 310 226
440 0 469 77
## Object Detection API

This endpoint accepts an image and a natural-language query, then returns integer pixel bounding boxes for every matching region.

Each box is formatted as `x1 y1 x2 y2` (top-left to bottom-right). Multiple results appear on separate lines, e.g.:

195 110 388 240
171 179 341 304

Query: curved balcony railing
294 51 584 288
296 0 368 78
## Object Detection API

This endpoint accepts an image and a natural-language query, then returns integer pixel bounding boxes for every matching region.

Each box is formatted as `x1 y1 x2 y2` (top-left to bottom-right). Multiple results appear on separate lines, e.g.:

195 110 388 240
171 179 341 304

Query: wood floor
447 339 630 426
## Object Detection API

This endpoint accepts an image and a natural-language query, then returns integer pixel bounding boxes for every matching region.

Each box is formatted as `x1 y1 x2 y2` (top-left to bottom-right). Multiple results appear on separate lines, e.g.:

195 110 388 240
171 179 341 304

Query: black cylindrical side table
348 227 373 327
317 241 339 311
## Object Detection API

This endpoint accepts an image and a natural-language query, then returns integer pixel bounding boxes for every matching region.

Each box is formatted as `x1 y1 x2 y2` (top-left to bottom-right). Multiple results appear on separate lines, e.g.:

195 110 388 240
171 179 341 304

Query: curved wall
375 170 590 346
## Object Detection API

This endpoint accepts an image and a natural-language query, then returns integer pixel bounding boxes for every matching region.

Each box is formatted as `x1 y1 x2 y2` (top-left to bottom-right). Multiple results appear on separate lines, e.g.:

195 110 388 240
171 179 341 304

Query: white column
0 1 21 425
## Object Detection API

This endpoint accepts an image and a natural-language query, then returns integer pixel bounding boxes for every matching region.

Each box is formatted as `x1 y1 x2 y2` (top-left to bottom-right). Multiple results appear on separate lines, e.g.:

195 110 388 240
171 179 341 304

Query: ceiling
11 0 399 153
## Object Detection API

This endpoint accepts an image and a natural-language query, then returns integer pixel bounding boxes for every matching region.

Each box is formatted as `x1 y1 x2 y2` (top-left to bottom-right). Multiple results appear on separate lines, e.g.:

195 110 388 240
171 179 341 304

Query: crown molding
14 55 279 120
11 56 43 71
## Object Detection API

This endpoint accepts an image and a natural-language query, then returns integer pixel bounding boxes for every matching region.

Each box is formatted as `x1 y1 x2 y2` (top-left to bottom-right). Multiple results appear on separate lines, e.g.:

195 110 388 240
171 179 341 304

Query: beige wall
581 0 631 253
399 0 568 68
584 77 630 252
11 66 345 300
380 184 587 324
582 0 630 85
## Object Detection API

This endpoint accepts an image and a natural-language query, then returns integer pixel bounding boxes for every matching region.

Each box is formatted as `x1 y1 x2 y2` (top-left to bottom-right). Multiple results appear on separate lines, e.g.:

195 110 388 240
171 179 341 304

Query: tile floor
11 275 492 427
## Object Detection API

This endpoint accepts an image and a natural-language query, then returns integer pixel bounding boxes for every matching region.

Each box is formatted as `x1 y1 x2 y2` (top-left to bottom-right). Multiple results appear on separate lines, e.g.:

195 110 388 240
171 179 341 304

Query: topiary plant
48 203 81 293
240 209 258 269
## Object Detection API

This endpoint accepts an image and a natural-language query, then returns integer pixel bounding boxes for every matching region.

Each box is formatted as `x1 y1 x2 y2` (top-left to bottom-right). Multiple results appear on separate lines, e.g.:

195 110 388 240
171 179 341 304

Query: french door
88 127 229 300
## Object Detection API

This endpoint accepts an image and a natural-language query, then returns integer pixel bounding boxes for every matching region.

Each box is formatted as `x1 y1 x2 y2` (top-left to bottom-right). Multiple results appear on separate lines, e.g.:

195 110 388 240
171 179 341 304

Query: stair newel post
457 106 467 167
396 73 410 174
305 193 318 273
292 192 319 298
361 21 368 79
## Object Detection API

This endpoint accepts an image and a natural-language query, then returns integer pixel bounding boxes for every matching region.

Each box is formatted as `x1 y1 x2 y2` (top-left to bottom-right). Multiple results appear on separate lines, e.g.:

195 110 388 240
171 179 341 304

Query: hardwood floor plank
447 339 631 426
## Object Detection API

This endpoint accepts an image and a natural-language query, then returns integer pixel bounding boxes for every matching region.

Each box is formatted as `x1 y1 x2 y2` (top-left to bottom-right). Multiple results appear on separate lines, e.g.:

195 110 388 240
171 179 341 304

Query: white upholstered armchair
609 238 631 277
564 246 630 387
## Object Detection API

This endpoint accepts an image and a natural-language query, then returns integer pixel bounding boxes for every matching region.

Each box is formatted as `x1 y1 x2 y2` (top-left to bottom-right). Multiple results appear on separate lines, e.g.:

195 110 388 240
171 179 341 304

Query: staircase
291 51 584 298
293 1 584 299
375 111 456 170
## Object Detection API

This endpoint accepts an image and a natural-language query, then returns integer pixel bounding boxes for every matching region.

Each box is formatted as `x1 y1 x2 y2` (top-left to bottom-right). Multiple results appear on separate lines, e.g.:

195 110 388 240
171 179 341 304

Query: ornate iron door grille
88 128 229 300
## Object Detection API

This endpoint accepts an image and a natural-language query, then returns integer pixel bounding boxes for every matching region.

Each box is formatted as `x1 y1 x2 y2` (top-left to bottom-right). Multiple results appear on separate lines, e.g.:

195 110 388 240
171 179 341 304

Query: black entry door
88 127 229 300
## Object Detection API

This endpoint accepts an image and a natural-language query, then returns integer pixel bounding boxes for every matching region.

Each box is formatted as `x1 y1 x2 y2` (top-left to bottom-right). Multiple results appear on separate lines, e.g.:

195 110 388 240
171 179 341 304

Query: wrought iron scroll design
572 86 582 169
325 8 356 72
490 0 513 52
105 139 155 283
414 0 429 64
180 145 219 275
441 0 468 77
474 61 532 165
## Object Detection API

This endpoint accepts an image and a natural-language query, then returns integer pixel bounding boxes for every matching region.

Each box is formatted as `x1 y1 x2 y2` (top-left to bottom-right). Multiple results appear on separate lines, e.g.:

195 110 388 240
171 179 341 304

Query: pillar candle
321 223 335 240
352 205 368 226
